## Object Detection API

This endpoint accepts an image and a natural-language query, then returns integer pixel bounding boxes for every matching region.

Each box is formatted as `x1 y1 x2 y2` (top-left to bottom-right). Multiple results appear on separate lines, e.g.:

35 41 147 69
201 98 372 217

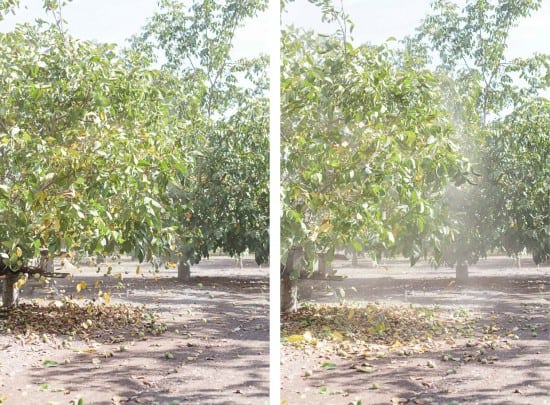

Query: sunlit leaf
321 362 337 370
76 281 87 293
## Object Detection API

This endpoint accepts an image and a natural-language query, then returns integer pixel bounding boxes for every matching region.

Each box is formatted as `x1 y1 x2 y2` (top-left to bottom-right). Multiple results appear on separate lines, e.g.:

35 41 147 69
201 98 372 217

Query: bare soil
281 256 550 405
0 256 269 405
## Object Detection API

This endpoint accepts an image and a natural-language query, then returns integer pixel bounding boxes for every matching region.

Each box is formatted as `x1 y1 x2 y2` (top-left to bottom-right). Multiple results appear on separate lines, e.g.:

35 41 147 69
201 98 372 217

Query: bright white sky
0 0 270 59
2 1 547 65
283 0 550 60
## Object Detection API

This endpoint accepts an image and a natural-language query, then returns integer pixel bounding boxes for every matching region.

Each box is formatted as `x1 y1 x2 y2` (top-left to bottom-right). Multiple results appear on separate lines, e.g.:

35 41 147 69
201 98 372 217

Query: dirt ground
0 256 269 405
281 256 550 405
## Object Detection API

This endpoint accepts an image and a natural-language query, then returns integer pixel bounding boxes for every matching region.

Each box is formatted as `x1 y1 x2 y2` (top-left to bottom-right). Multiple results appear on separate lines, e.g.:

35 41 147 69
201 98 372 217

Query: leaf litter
0 300 167 342
282 302 481 357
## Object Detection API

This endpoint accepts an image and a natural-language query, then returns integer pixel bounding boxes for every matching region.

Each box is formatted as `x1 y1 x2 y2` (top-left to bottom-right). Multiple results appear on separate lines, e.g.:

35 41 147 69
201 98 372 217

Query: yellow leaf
318 221 333 233
103 292 111 304
136 266 141 275
167 262 177 268
16 247 22 257
286 335 304 344
15 273 28 289
391 340 402 349
94 279 101 288
76 281 87 293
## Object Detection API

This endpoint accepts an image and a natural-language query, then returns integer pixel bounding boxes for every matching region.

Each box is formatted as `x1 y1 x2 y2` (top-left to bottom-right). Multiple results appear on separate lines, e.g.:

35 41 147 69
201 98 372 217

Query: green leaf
42 360 59 368
321 362 337 370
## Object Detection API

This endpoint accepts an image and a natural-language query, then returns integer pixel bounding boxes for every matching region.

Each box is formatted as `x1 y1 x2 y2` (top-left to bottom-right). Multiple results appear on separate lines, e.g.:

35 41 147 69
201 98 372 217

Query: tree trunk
39 249 53 272
456 262 468 283
2 271 21 308
318 252 329 278
281 246 303 313
351 250 358 266
177 258 191 281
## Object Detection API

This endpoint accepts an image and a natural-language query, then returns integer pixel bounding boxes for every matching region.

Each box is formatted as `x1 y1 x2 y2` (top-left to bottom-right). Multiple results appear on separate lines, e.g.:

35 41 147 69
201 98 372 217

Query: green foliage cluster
0 0 269 271
413 0 549 265
133 0 269 265
0 23 179 266
282 0 549 272
281 23 469 268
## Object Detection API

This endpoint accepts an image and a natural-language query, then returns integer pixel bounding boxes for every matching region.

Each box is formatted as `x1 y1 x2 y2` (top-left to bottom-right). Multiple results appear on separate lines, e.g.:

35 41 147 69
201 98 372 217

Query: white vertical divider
268 0 281 403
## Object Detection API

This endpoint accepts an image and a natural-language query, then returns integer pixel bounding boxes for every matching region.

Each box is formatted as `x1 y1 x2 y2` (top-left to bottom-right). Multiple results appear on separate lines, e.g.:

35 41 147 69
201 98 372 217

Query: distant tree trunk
177 258 191 281
318 252 329 278
281 246 303 313
39 249 53 272
351 250 358 266
456 262 468 282
2 271 21 308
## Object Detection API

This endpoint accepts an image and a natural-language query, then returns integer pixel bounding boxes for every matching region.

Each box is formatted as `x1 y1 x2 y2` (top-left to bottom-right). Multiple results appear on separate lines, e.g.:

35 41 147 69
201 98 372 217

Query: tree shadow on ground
30 339 269 404
8 257 269 404
283 259 549 404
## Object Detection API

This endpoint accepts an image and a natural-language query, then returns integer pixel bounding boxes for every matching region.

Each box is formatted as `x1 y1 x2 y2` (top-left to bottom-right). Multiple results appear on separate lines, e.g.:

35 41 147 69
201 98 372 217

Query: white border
268 0 281 403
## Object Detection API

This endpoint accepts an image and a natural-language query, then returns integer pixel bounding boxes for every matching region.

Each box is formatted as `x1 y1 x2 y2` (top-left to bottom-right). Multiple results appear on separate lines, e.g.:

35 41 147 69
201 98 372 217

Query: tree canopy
0 22 183 268
132 0 269 265
281 22 470 271
0 0 269 279
281 0 549 308
411 0 549 266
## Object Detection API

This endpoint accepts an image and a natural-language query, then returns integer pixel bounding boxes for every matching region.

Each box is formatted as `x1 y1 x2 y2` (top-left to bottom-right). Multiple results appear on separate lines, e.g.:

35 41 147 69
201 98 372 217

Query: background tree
484 98 549 264
281 10 470 311
411 0 549 273
132 0 270 279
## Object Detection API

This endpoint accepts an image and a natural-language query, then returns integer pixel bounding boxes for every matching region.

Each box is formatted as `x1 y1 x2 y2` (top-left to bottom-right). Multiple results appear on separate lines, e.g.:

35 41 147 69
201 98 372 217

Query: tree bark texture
178 258 191 281
281 246 303 313
2 271 21 307
317 253 329 278
456 262 469 283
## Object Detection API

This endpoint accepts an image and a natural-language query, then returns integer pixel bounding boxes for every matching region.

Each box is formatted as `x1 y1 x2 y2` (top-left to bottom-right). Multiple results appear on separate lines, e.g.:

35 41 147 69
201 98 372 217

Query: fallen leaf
321 362 337 370
352 364 377 373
